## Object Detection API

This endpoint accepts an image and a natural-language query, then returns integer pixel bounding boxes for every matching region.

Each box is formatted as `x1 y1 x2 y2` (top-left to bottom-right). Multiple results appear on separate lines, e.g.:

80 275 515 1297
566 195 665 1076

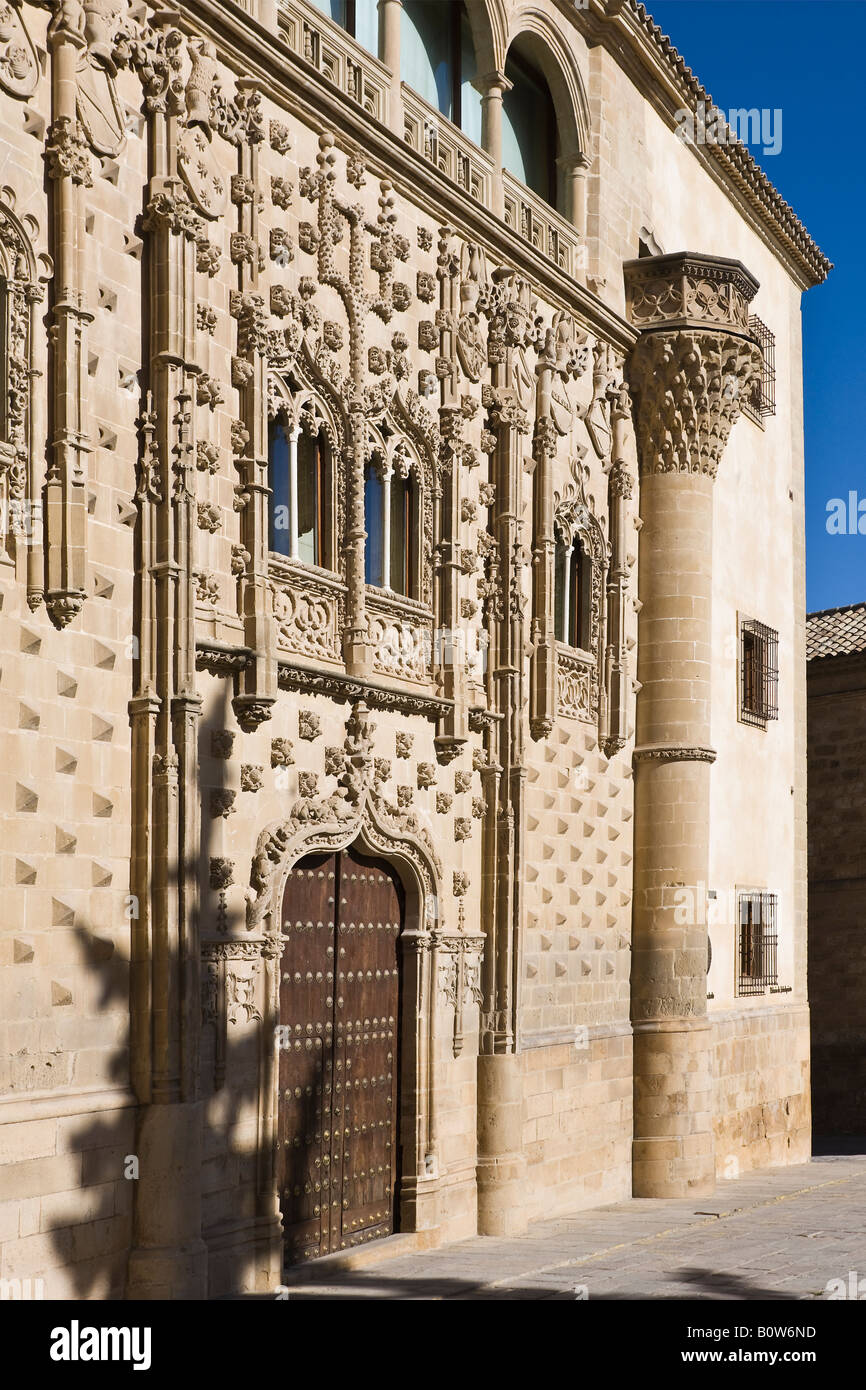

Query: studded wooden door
277 844 403 1261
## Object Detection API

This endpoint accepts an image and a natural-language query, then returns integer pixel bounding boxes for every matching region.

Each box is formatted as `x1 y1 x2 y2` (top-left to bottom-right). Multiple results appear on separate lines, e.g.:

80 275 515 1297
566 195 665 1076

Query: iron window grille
743 315 776 423
737 892 778 995
739 617 779 727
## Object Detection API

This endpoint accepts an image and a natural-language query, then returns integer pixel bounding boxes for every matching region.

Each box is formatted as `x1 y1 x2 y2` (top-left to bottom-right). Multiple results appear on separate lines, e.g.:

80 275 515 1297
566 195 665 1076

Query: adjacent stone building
0 0 829 1298
807 603 866 1137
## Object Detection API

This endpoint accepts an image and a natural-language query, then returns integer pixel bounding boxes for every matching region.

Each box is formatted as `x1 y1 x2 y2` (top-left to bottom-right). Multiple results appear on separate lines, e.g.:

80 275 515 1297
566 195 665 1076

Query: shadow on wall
45 678 278 1299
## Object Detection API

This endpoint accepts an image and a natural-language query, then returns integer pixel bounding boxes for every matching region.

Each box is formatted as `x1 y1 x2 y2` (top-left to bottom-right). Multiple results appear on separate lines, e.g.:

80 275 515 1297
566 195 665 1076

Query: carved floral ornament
0 195 42 556
627 329 763 479
244 701 444 939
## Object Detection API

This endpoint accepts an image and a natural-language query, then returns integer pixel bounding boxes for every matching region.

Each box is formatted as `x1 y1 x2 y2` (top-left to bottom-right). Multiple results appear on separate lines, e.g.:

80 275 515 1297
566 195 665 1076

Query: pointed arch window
555 533 592 651
268 406 333 569
365 450 418 599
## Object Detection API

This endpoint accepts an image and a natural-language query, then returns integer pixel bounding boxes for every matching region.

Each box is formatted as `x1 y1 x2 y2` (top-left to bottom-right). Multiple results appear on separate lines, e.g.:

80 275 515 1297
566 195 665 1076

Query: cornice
277 660 453 720
569 0 831 289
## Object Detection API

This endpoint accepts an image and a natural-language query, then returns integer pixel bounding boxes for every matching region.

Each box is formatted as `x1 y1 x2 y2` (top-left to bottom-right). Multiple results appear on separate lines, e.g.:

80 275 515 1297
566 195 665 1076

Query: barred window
743 315 776 423
737 892 778 996
739 617 778 727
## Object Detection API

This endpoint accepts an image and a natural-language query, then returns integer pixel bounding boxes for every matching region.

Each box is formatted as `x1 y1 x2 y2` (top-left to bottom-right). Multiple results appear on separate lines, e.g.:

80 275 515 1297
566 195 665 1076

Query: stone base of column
632 1020 715 1199
476 1053 528 1237
126 1101 208 1299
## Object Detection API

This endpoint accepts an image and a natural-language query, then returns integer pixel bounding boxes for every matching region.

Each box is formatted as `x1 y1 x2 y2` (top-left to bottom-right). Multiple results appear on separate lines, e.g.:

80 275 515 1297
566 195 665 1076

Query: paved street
282 1149 866 1300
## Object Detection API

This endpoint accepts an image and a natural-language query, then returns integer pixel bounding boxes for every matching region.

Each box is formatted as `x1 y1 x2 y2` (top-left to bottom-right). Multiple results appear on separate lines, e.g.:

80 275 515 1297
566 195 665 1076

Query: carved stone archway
243 702 468 1264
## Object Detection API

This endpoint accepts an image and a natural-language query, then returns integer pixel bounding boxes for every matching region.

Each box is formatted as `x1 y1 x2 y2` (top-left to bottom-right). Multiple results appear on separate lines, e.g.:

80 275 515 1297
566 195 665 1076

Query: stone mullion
601 381 633 755
434 229 467 751
529 358 557 739
233 87 276 730
25 285 46 609
45 20 92 629
476 322 530 1237
126 56 207 1295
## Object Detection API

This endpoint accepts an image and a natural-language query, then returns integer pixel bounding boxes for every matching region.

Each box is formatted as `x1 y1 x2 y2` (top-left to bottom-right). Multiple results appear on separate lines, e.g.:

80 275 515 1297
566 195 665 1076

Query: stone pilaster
625 252 762 1198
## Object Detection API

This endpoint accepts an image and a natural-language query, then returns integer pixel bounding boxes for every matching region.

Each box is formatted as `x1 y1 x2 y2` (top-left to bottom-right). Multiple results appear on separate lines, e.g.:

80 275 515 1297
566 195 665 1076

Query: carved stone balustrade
402 85 495 208
503 171 584 282
270 557 345 666
278 0 390 122
366 586 434 684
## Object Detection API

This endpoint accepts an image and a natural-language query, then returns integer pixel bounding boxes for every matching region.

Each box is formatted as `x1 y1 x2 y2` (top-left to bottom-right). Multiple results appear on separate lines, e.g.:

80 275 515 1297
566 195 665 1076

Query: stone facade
0 0 827 1297
807 604 866 1137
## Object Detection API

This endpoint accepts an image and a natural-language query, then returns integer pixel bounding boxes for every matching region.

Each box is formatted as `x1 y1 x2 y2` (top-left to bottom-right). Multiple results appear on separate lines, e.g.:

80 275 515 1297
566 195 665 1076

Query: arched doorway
277 842 404 1261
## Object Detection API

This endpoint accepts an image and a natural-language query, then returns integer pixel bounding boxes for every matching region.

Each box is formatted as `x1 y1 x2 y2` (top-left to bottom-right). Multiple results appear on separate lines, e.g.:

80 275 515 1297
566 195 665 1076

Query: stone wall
808 652 866 1135
0 0 823 1296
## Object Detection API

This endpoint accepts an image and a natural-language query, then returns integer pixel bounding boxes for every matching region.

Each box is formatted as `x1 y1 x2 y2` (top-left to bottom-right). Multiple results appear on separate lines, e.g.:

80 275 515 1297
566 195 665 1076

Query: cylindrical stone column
631 469 716 1198
379 0 403 135
475 71 511 218
623 251 763 1201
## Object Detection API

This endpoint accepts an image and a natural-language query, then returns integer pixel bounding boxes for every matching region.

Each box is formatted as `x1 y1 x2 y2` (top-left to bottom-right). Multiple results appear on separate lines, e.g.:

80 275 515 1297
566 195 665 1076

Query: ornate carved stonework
557 645 597 722
624 252 757 332
624 252 763 479
0 0 39 100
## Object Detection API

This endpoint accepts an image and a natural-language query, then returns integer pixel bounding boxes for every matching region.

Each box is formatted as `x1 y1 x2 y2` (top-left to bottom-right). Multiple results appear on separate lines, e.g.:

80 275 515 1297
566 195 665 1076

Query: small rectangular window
743 315 776 424
739 617 778 727
737 892 778 996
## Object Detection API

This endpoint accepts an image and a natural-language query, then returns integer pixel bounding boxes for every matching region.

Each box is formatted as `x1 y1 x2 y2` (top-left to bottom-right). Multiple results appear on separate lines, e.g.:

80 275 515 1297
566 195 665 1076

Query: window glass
268 419 291 558
459 9 482 146
554 542 567 642
308 0 348 26
364 461 385 586
353 0 378 54
389 473 414 597
401 0 453 119
502 50 556 204
307 0 378 53
296 432 322 567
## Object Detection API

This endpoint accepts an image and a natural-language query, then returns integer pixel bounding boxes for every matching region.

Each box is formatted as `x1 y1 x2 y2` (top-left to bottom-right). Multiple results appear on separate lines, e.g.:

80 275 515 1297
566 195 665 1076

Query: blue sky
645 0 864 613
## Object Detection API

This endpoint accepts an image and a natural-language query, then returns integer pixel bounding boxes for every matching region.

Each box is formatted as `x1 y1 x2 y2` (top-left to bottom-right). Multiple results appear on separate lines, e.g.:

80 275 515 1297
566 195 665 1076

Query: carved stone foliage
271 566 342 663
557 647 597 722
367 593 432 683
244 702 442 937
628 330 763 478
624 252 762 479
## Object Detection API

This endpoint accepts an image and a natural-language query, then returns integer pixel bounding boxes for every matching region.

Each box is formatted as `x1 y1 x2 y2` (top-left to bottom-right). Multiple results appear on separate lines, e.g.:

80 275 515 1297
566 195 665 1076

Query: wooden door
278 844 403 1261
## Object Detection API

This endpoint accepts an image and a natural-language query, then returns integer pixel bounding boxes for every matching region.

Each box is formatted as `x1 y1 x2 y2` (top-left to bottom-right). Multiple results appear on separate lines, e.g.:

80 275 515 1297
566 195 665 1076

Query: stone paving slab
283 1153 866 1300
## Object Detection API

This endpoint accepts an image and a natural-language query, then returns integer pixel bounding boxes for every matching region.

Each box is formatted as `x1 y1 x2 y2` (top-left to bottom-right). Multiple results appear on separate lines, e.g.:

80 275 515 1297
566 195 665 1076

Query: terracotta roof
630 3 832 287
806 603 866 660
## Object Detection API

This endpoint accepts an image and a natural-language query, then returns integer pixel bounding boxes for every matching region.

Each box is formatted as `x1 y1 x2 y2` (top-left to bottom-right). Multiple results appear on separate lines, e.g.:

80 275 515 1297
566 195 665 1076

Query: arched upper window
308 0 379 53
364 450 418 599
400 1 482 145
554 535 592 651
502 45 558 206
268 407 333 569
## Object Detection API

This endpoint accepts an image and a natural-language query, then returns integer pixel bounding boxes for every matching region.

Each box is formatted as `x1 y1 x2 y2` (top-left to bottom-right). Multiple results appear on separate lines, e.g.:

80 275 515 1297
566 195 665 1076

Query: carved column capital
624 252 763 479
